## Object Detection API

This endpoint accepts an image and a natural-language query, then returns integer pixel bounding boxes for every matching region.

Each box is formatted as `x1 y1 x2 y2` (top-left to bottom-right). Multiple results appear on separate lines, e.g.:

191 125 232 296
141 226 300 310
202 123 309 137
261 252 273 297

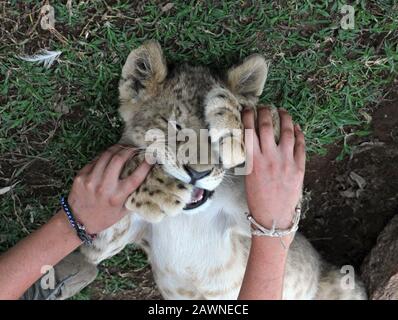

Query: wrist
251 232 294 250
66 199 102 235
246 207 300 244
250 233 292 262
54 210 83 246
60 196 97 244
249 207 296 230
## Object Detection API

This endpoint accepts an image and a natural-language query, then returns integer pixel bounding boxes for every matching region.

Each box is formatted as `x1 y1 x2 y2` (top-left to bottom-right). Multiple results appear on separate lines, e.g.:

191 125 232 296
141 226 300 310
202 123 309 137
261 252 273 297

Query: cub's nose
183 165 212 184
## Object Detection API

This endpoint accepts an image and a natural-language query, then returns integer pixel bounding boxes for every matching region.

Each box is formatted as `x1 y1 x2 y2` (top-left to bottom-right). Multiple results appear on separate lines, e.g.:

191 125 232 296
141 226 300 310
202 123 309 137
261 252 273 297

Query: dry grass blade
0 182 19 195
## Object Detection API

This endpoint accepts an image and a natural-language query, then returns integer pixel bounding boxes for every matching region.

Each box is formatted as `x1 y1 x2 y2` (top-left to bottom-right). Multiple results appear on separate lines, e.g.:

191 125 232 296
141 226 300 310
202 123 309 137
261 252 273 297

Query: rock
361 214 398 299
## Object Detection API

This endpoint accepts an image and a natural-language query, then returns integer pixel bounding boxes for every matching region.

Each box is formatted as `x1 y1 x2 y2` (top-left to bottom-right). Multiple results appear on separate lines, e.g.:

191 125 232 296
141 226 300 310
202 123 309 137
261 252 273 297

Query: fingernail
296 124 302 131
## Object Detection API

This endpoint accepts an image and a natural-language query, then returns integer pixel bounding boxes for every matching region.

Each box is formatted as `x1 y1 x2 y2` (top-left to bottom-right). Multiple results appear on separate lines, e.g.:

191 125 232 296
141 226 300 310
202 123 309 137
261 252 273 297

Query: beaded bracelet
60 196 96 245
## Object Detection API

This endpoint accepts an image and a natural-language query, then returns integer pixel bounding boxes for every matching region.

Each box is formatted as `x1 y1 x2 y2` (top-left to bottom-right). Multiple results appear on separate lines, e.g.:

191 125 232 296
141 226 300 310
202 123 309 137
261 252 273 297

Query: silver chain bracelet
246 204 302 238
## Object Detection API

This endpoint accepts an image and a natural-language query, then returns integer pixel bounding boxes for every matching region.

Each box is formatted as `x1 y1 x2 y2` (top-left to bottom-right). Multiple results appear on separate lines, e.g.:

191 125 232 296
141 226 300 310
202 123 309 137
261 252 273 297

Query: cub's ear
119 40 167 104
226 54 269 106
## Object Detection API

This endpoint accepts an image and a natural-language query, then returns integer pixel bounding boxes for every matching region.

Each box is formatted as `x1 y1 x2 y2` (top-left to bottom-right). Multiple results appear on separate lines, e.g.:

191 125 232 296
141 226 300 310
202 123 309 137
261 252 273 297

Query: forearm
238 236 292 300
0 210 81 299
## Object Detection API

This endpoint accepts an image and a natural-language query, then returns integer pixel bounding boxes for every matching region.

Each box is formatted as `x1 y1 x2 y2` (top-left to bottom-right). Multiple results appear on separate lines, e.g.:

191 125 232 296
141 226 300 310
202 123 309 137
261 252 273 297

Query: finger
78 160 96 176
102 147 138 184
78 152 103 176
89 145 124 181
120 160 152 196
257 106 276 153
294 124 306 171
242 108 260 156
278 108 295 155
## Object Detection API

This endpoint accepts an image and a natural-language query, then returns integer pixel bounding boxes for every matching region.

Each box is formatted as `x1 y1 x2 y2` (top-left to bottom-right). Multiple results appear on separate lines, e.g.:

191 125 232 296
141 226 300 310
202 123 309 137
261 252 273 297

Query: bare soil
301 93 398 271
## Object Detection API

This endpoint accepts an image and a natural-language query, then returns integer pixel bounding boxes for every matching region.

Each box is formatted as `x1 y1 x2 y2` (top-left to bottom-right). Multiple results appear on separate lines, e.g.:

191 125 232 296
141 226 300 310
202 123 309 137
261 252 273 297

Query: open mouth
183 187 214 210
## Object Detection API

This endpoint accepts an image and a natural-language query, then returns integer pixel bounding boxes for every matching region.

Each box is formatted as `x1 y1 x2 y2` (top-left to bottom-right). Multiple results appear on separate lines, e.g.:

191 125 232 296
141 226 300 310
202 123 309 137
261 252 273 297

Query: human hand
67 145 152 234
242 107 305 239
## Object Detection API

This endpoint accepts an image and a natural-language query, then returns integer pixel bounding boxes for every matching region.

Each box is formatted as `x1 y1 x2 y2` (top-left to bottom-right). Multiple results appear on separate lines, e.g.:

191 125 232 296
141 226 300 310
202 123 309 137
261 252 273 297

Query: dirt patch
90 266 161 300
301 93 398 269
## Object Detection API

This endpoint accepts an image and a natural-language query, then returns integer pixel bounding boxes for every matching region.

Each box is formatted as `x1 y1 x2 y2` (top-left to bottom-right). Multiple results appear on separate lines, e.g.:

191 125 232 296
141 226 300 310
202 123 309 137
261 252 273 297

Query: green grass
0 0 397 298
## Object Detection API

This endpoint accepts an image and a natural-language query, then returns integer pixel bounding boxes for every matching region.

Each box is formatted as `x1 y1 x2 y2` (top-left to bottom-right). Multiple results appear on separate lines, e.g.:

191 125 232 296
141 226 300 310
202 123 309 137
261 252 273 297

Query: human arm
0 145 151 299
238 107 306 300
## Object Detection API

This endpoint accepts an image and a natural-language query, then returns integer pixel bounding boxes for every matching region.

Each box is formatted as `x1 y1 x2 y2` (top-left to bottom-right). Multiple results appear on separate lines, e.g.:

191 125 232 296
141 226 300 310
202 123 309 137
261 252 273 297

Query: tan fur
119 40 167 111
227 54 269 107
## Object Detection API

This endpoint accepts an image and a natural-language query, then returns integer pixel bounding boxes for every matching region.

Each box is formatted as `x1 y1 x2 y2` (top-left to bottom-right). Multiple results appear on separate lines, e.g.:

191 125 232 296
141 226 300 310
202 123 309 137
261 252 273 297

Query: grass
71 244 149 300
0 0 397 299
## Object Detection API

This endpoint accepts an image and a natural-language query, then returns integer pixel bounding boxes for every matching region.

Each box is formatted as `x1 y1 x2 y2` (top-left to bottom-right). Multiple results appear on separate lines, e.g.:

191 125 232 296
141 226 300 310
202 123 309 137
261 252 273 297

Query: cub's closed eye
170 120 182 131
161 116 182 130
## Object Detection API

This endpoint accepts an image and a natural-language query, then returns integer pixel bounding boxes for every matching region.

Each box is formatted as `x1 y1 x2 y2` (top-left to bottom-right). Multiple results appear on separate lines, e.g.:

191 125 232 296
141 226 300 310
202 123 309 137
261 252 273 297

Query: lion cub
44 41 367 300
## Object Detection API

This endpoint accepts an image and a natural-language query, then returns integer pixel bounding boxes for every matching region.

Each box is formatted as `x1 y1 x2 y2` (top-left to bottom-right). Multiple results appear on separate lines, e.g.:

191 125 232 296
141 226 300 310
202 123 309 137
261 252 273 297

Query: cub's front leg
205 87 246 169
205 54 279 169
205 87 280 170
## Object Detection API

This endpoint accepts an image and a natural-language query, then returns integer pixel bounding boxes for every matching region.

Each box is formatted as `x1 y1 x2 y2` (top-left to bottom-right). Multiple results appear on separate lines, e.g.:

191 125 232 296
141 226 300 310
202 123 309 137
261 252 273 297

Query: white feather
19 50 62 68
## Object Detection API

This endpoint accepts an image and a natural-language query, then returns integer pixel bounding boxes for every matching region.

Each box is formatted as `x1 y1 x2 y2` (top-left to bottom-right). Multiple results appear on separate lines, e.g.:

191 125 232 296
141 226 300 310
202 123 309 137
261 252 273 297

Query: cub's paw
209 127 245 169
123 161 192 223
217 134 246 169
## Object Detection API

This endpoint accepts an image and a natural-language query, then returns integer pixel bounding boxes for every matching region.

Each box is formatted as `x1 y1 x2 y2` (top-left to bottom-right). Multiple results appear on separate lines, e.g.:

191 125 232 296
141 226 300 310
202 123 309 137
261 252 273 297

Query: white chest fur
147 177 252 299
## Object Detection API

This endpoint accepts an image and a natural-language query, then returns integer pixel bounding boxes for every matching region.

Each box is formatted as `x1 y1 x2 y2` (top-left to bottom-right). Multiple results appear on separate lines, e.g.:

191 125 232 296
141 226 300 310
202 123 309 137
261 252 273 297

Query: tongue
189 188 204 203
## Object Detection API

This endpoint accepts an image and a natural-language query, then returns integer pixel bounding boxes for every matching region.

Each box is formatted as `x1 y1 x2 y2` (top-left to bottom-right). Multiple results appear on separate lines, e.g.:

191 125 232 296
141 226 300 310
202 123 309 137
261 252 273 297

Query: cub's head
119 41 268 212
